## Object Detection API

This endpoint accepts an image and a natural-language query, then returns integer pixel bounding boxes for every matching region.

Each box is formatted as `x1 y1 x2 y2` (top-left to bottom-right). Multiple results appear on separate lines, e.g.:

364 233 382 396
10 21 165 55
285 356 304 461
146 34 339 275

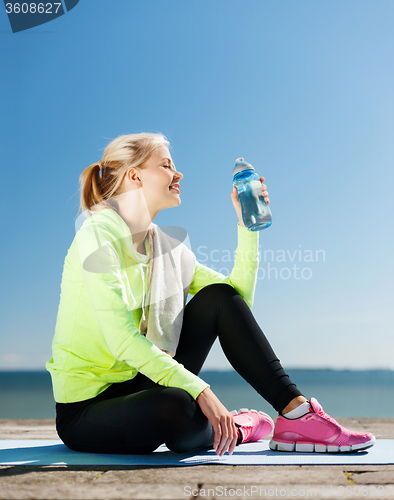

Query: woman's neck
115 188 153 255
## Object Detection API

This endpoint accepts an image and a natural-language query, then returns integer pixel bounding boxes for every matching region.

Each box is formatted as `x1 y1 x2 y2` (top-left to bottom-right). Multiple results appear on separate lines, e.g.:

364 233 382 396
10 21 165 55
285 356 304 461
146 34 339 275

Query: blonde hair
79 132 170 213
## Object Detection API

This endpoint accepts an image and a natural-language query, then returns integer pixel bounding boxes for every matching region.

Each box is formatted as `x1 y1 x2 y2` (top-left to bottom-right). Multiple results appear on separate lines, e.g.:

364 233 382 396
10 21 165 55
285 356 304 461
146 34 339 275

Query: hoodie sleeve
188 223 259 307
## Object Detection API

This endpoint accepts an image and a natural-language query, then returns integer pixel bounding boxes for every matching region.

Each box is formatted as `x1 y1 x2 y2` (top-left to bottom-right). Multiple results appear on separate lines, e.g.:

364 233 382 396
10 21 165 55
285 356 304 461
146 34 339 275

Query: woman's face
138 145 183 214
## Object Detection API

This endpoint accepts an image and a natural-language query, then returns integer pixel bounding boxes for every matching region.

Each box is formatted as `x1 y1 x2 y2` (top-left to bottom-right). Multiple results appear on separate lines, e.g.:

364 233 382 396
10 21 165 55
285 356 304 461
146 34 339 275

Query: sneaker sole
269 436 376 453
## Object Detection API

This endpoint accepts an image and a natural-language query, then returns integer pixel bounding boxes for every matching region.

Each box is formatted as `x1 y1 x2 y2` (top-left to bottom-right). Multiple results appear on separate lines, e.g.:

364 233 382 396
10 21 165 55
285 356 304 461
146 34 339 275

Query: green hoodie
46 209 259 403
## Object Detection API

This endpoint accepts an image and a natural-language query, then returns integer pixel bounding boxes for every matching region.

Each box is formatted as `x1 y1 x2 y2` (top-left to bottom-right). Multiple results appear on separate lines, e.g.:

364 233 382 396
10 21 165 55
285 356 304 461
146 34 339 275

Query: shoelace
315 407 342 427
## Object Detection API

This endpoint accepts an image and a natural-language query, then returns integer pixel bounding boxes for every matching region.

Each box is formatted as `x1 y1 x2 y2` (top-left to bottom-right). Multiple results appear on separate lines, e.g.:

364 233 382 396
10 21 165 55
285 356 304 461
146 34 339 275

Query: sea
0 369 393 419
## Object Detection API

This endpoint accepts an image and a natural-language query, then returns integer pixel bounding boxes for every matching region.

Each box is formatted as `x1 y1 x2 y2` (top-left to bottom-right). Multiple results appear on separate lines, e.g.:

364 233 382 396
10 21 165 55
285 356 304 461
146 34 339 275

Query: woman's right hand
196 387 238 456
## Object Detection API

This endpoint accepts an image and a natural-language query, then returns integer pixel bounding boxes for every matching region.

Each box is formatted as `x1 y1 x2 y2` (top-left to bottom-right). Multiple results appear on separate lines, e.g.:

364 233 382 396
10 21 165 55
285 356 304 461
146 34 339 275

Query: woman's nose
175 170 183 181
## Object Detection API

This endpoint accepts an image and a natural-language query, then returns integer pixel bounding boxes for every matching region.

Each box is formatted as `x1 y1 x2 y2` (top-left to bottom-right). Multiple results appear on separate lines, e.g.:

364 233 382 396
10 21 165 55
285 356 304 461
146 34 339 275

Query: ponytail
79 161 105 213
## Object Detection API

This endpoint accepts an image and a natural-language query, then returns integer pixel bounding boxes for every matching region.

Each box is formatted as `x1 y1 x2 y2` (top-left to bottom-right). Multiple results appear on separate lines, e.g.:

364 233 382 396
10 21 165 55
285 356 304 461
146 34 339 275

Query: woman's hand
196 387 238 456
231 177 270 227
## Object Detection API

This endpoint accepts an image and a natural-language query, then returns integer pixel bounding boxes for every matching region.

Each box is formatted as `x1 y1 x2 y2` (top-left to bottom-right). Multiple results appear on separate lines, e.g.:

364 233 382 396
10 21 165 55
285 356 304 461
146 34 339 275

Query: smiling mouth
169 186 180 193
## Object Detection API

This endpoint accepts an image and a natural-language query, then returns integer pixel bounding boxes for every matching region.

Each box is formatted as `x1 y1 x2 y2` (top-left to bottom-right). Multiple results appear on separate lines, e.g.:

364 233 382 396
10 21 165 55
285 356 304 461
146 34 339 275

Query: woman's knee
193 283 239 305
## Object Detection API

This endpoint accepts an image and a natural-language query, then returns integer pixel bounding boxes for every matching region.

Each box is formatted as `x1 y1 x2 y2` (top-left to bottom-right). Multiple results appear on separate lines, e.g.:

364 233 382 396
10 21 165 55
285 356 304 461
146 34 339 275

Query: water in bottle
232 157 272 231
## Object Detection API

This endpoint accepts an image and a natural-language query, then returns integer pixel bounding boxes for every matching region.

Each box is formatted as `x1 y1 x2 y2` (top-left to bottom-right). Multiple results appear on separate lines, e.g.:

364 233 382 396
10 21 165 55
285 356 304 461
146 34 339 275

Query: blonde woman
46 133 375 456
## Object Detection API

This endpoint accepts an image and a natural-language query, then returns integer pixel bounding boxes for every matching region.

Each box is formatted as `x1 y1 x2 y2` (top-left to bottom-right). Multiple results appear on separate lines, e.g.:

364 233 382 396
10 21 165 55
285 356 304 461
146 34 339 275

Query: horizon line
0 367 394 373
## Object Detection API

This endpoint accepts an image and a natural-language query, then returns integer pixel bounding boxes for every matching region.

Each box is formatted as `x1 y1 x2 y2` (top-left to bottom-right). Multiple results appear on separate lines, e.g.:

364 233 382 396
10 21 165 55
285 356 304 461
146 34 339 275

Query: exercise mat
0 440 392 466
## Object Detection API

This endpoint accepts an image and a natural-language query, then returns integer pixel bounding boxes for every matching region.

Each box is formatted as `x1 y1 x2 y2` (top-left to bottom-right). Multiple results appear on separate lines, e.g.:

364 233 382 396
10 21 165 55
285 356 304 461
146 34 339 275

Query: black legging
56 283 304 454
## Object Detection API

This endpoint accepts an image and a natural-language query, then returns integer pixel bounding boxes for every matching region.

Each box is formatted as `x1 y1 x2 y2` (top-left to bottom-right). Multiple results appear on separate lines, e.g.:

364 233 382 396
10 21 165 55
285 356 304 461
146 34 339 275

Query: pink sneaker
269 397 375 453
231 408 274 444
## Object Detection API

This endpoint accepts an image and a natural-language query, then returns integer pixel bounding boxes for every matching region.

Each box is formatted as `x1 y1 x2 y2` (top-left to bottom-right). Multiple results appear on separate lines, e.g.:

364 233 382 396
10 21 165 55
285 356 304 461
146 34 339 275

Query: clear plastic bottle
232 157 272 231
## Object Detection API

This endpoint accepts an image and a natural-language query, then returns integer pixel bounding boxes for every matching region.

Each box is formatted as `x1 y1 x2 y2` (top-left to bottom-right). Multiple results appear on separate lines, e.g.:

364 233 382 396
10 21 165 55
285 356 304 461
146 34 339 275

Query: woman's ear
127 168 142 183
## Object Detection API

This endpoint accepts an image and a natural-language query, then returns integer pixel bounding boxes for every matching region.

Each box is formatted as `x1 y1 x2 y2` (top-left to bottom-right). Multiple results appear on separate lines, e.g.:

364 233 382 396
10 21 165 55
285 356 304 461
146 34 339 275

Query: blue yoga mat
0 440 392 466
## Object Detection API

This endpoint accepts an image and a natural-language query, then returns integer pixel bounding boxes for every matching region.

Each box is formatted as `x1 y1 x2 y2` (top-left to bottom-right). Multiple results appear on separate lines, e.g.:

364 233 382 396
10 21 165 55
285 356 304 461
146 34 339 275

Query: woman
46 133 375 456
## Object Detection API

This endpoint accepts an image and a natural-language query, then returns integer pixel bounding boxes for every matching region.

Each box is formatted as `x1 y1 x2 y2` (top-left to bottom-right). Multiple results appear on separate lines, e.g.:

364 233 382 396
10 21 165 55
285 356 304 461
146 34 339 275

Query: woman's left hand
231 177 270 227
196 387 238 456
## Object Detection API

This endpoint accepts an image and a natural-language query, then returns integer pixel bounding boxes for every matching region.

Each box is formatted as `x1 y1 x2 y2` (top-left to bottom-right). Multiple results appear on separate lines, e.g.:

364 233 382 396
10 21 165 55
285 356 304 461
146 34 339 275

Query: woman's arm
188 177 269 307
188 224 259 307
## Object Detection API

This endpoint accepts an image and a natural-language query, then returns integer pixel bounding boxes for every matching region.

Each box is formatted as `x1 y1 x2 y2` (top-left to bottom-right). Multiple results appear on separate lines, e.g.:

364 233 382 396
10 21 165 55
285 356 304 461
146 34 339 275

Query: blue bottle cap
232 158 255 177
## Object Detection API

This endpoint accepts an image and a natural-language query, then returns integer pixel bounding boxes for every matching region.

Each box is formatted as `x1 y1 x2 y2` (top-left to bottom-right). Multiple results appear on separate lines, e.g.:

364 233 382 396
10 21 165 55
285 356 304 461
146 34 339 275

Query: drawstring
140 262 146 322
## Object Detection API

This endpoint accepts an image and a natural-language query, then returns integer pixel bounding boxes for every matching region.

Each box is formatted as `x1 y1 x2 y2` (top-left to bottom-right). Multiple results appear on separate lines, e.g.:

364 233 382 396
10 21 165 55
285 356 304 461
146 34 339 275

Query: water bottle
232 157 272 231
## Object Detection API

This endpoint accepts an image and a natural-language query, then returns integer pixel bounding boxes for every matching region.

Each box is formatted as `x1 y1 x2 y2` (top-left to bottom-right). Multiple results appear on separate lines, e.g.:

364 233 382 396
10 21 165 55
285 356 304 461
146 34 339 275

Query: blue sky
1 0 393 371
